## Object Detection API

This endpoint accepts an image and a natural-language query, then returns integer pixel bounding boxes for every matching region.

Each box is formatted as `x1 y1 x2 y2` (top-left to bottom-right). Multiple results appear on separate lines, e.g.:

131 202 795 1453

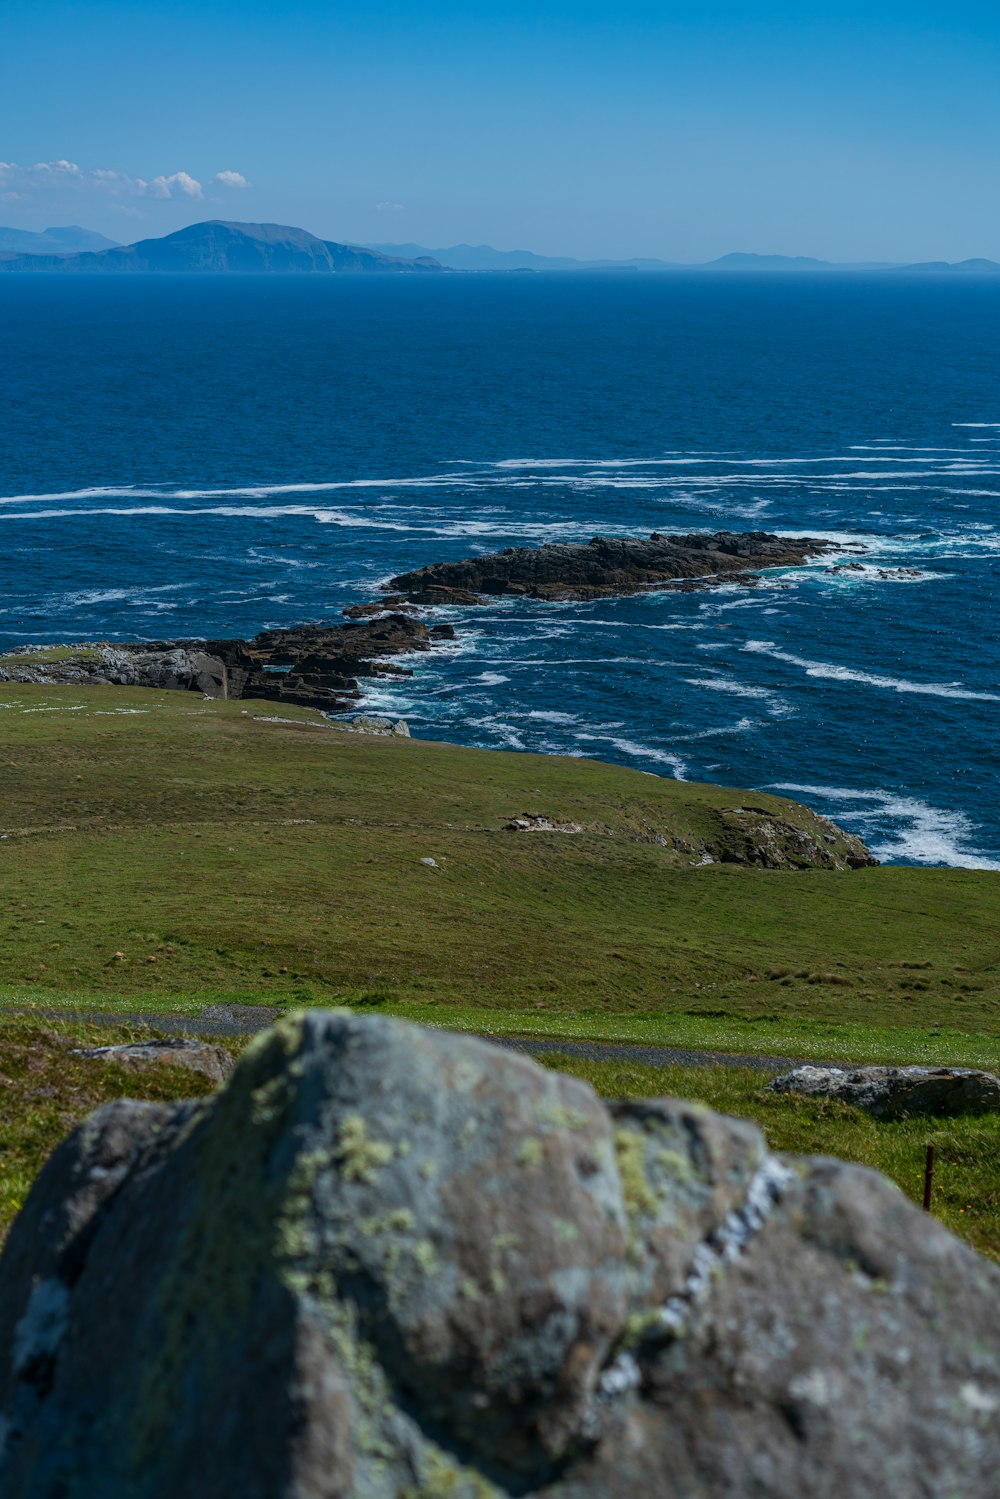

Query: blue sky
3 1 1000 260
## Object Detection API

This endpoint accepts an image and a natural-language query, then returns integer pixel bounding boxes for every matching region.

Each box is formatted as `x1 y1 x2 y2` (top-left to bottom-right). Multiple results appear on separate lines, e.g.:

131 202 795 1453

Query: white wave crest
773 783 1000 871
742 641 1000 702
574 733 688 779
685 676 796 717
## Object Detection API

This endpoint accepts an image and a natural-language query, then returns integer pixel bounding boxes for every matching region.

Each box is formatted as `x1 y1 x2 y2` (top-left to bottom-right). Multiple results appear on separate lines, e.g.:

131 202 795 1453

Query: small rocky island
388 529 831 603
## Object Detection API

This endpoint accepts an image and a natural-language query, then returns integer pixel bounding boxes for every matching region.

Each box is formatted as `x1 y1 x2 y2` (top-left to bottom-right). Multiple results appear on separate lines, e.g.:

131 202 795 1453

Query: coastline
0 528 835 716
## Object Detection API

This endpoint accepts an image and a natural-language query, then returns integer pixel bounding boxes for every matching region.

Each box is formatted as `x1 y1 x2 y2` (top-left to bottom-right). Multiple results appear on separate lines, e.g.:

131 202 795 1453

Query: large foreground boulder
770 1063 1000 1117
0 1013 997 1498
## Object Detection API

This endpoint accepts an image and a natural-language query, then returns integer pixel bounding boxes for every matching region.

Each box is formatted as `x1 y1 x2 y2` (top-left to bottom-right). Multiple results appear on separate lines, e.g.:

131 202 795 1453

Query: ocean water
0 273 998 868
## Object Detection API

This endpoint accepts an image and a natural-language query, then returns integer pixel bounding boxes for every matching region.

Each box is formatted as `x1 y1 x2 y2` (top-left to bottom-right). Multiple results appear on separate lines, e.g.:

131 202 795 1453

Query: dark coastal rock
73 1038 235 1087
389 530 833 603
0 614 443 715
770 1063 1000 1117
0 646 234 697
1 1013 997 1498
342 595 413 619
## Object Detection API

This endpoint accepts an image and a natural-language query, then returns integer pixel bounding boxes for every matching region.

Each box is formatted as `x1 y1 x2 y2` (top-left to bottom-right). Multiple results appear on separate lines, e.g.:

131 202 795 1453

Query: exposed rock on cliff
1 1013 996 1497
711 805 876 869
389 530 833 603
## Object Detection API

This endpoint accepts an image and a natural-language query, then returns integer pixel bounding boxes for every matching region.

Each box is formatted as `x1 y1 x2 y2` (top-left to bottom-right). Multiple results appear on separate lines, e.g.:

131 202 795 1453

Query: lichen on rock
0 1012 997 1498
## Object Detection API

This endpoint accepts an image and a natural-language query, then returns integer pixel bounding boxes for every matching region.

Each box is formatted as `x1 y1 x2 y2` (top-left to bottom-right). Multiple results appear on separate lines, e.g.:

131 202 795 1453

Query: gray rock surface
0 646 230 696
73 1037 235 1086
349 715 411 737
1 1013 997 1498
770 1062 1000 1117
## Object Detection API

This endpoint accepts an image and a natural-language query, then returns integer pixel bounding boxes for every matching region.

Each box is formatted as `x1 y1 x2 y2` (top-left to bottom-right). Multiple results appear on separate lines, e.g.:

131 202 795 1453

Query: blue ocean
1 273 998 867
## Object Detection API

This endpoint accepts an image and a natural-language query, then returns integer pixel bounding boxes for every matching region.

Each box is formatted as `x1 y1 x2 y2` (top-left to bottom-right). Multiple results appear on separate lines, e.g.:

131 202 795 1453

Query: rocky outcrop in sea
389 529 832 603
0 531 832 713
1 1013 996 1497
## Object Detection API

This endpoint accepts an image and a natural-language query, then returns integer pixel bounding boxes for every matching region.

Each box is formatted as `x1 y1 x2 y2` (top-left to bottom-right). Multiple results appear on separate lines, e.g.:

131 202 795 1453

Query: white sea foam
773 783 1000 871
685 676 795 717
568 620 702 632
677 716 757 740
742 641 1000 702
850 445 977 452
574 733 688 779
807 563 946 586
465 716 527 750
12 452 1000 515
475 671 510 685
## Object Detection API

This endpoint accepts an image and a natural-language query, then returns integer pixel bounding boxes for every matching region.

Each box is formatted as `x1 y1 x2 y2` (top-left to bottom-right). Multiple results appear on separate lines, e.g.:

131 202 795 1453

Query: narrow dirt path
7 1004 806 1072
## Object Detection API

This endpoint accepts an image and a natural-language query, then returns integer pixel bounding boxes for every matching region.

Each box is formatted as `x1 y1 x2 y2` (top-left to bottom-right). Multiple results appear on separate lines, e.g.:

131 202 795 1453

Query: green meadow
0 683 997 1041
0 682 996 1257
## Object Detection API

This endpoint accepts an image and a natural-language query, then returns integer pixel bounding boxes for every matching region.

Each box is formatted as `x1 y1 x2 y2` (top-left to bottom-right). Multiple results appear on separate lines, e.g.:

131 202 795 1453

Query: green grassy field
0 682 997 1051
0 1017 218 1239
0 645 104 667
0 682 995 1262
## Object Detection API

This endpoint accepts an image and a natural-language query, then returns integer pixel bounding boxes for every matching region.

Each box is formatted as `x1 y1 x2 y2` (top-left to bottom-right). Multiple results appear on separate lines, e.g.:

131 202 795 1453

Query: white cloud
0 161 248 203
30 159 82 176
142 171 203 199
373 200 404 212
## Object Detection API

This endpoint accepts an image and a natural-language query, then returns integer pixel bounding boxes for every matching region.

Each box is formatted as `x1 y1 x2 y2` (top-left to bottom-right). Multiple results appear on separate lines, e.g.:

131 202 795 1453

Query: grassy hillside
0 683 997 1059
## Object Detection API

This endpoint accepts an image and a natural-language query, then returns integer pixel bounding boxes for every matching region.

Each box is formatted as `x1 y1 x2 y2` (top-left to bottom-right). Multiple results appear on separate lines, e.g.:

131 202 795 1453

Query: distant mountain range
0 224 121 254
1 221 997 276
370 243 1000 275
366 242 681 272
0 221 443 274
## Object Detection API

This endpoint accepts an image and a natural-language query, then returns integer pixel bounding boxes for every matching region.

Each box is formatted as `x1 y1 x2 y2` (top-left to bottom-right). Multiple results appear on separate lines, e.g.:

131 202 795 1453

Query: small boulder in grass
74 1038 234 1087
769 1063 1000 1118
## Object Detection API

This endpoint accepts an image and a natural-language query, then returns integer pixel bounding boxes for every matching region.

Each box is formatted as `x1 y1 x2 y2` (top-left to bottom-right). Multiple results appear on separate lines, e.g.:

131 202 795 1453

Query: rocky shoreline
0 613 455 716
0 530 838 714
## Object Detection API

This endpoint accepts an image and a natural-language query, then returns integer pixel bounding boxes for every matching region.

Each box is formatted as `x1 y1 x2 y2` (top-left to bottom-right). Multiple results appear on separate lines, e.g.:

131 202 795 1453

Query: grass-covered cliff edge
0 682 996 1055
1 682 997 1259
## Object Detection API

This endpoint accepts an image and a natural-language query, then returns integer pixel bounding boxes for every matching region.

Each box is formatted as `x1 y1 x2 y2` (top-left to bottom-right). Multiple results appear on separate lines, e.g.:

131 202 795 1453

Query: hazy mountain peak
0 220 443 275
0 224 120 254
